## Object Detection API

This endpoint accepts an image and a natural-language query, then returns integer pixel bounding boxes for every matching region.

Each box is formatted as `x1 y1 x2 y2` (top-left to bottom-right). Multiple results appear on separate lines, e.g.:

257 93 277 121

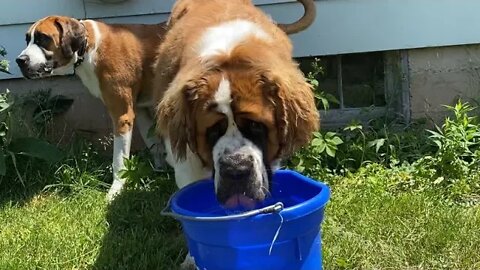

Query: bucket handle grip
161 195 284 221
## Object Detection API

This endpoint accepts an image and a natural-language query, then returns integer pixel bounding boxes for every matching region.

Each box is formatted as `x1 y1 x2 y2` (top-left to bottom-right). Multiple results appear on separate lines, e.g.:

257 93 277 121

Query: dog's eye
25 33 31 45
241 120 267 138
206 118 228 147
34 33 52 48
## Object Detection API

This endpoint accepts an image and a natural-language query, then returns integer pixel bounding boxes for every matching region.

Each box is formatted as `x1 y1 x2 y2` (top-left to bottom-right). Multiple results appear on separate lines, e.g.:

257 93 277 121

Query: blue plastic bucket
162 169 331 270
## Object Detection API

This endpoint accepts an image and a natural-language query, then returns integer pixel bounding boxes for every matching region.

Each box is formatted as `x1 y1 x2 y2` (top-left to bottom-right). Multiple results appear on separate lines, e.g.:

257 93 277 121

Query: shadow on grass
0 159 59 207
93 179 188 270
0 137 110 208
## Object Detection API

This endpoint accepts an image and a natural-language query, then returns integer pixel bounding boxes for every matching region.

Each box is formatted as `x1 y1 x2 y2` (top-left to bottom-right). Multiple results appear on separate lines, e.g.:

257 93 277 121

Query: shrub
288 99 480 204
0 48 64 183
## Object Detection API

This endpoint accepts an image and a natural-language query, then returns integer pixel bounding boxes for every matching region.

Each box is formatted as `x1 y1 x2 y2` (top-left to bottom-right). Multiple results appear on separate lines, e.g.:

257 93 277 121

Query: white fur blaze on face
198 19 270 60
18 23 47 68
212 78 267 193
106 129 132 201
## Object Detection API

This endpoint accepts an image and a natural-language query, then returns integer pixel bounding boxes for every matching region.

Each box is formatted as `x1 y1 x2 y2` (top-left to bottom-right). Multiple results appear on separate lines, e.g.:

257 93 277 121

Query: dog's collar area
74 21 88 69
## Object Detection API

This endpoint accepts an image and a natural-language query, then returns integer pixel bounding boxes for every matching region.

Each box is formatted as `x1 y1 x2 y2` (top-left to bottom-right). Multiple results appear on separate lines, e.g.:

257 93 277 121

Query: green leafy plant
0 49 65 183
0 46 9 74
306 58 339 110
428 101 480 165
410 100 480 202
120 155 155 188
21 89 74 136
311 131 344 157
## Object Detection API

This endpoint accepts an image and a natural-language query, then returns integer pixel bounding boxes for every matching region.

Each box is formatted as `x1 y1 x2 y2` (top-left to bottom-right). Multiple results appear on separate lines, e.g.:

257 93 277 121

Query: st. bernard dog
154 0 319 210
16 16 167 200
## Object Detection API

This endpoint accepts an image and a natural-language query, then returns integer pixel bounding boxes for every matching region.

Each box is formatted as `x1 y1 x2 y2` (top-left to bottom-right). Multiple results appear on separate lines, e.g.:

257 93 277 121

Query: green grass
1 162 480 270
324 188 480 269
0 182 188 270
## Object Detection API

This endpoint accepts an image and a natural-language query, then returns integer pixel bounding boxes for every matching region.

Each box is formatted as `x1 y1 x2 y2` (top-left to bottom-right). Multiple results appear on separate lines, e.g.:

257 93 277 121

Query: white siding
3 0 480 80
0 0 85 25
286 0 480 57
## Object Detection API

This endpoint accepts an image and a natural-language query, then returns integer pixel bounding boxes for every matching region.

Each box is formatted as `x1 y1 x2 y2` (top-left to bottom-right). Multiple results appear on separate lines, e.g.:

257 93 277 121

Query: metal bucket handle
161 192 284 221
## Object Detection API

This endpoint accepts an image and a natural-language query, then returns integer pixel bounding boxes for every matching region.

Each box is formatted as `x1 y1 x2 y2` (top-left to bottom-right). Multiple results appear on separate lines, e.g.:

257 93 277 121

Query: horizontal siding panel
0 24 32 80
100 13 169 24
265 0 480 56
4 0 480 79
0 0 85 25
85 0 293 19
84 0 175 19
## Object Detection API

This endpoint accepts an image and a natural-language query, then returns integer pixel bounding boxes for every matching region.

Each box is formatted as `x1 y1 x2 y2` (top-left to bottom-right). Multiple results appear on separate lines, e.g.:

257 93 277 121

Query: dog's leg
164 137 210 188
180 253 197 270
164 137 207 270
135 108 166 170
103 92 135 201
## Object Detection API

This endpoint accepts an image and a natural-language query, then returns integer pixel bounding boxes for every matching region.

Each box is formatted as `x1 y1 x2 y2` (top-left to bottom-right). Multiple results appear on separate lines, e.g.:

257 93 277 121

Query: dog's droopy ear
156 75 203 161
262 65 320 158
54 18 86 59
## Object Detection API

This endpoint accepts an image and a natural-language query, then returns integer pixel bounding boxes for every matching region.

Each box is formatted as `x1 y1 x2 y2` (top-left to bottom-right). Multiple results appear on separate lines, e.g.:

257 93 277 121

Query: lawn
1 87 479 269
1 161 479 270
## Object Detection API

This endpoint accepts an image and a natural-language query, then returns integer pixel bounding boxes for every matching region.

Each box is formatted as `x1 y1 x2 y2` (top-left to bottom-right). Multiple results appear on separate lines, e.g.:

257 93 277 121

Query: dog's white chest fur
76 60 102 100
76 20 103 100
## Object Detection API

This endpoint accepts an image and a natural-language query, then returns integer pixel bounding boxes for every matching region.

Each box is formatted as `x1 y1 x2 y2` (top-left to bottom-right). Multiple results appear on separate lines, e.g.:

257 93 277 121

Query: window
296 51 410 128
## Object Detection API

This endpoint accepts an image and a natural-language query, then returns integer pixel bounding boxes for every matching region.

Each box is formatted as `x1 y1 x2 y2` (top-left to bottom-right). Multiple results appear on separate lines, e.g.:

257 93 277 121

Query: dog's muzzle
219 153 254 180
16 55 53 79
216 152 268 209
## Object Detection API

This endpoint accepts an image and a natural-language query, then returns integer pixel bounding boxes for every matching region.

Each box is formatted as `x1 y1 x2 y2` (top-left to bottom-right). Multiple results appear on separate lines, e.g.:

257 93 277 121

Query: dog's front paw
180 253 198 270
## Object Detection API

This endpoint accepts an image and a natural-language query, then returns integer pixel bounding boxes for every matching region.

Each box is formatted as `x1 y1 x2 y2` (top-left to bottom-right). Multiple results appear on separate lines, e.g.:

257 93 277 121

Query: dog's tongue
225 194 256 210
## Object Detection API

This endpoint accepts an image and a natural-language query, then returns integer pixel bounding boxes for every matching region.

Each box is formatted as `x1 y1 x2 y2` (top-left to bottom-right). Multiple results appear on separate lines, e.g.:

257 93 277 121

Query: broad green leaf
325 93 340 104
375 138 386 153
432 140 442 149
344 122 362 131
9 137 64 163
310 79 319 87
331 136 344 145
325 132 340 140
320 98 329 110
326 145 336 157
367 138 385 153
317 142 326 154
311 137 324 147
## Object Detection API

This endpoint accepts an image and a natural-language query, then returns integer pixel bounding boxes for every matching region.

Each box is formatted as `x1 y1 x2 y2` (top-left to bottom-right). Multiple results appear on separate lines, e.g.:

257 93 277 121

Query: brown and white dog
154 0 319 210
16 16 167 200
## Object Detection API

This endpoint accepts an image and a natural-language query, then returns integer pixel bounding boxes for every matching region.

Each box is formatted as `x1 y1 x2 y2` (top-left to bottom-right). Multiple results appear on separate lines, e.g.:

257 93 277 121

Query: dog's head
16 16 87 79
157 45 319 208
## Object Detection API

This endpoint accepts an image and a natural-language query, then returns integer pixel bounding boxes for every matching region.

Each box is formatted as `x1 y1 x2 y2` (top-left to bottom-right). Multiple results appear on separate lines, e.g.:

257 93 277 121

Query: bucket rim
167 169 331 222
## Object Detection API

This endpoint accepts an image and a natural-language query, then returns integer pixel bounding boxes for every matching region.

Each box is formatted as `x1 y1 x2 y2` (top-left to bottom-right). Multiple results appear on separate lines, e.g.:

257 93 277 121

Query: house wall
2 0 480 145
408 44 480 122
4 0 480 80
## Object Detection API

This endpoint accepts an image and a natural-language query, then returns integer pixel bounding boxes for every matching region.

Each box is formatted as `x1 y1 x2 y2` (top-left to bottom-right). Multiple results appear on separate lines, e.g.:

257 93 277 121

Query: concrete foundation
408 44 480 122
0 75 145 151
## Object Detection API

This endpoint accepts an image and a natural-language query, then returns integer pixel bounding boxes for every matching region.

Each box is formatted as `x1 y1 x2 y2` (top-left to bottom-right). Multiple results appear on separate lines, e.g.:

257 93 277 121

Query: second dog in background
16 16 167 200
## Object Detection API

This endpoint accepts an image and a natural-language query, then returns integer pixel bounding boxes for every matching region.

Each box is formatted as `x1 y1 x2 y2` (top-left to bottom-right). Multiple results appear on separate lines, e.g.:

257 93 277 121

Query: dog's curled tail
278 0 316 34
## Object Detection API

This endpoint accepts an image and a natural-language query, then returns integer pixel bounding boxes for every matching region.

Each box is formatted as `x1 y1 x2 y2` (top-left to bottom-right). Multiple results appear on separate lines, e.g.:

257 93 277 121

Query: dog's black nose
219 154 254 180
16 55 29 67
